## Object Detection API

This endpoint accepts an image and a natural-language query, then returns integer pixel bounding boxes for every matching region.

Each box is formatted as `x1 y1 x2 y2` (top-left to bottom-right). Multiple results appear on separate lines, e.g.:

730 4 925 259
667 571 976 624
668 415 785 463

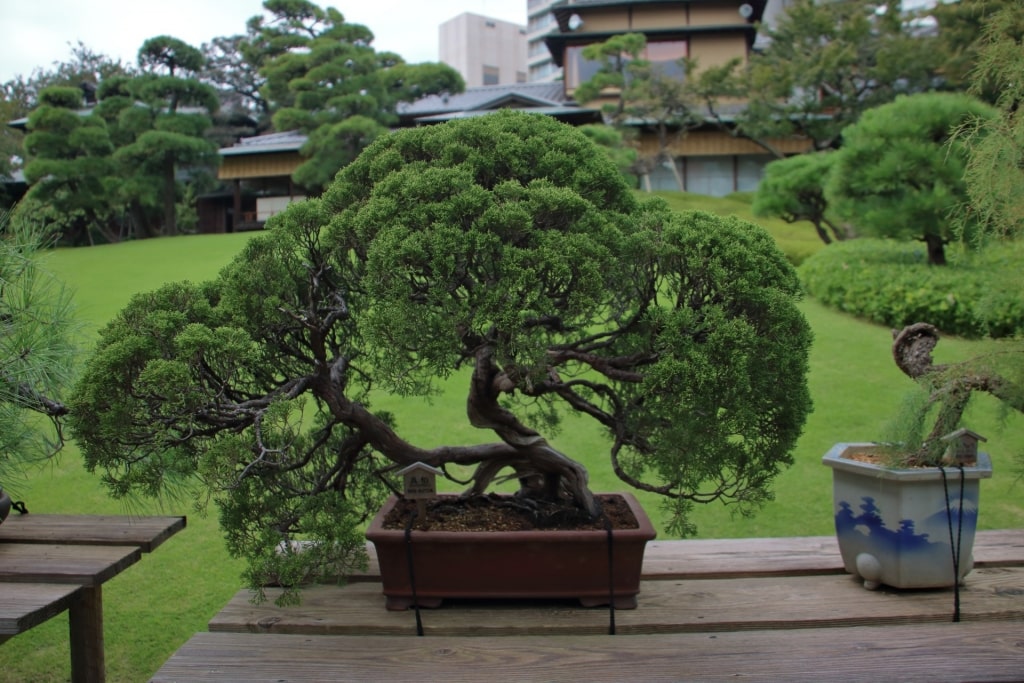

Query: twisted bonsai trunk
892 322 1023 462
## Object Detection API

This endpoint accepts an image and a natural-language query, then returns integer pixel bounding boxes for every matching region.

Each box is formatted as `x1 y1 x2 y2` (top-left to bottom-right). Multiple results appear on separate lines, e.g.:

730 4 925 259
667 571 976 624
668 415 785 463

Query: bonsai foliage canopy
70 111 812 593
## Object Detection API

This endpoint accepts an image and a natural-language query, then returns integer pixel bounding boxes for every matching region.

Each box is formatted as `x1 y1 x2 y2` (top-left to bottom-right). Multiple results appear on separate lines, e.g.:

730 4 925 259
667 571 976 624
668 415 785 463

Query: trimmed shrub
799 238 1024 338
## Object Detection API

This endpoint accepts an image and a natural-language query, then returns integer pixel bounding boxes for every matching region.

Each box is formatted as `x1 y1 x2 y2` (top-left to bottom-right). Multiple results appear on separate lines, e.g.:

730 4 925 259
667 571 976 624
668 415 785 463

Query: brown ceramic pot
365 492 656 611
0 488 11 525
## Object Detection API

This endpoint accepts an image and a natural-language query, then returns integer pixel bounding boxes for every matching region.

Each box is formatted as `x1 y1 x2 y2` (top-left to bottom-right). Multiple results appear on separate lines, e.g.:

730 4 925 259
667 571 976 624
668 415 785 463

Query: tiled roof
219 130 306 156
398 82 571 117
220 84 600 155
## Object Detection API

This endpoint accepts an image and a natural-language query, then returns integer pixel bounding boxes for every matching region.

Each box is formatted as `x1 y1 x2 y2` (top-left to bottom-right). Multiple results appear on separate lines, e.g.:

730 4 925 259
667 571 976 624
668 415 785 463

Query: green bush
799 238 1024 338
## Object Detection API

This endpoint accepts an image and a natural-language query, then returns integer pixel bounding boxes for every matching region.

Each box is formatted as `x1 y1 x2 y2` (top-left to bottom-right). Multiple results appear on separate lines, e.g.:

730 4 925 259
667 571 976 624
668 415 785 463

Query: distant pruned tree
105 36 220 237
21 87 119 244
574 33 704 191
753 152 846 245
246 0 464 192
827 92 998 265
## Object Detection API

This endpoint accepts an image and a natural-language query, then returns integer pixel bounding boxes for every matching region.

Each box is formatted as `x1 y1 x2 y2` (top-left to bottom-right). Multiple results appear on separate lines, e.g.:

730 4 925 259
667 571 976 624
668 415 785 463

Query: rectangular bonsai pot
822 442 993 589
365 492 656 610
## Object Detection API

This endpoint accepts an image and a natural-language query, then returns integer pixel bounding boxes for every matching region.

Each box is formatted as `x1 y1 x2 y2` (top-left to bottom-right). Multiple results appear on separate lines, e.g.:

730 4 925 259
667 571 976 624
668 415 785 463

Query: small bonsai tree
69 111 812 598
891 322 1023 465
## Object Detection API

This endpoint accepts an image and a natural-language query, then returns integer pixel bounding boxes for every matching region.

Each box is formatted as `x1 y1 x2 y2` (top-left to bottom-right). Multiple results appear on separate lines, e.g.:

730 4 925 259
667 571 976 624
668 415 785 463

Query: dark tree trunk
924 234 947 266
162 156 177 236
811 219 833 245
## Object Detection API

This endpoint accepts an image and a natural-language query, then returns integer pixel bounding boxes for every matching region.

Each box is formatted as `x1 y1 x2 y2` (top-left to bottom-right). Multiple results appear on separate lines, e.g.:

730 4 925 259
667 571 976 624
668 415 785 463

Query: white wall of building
439 12 527 87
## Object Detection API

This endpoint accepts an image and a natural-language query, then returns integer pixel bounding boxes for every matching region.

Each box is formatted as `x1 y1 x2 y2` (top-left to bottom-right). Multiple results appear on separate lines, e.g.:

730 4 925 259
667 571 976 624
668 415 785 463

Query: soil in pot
381 493 640 532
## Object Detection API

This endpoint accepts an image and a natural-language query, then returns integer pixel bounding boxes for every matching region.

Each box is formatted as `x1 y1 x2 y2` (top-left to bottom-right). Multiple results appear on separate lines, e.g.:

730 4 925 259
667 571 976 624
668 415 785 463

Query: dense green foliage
725 0 942 153
69 112 812 600
249 0 464 192
753 152 845 245
954 0 1024 239
21 87 117 243
0 211 78 483
799 238 1024 338
826 92 998 265
930 0 1021 100
13 38 220 241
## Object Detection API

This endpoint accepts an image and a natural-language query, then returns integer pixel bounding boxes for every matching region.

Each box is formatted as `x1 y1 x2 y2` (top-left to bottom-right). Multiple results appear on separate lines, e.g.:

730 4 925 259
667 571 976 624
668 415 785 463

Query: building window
528 13 555 33
566 40 688 89
529 41 551 58
645 40 688 80
564 45 602 89
529 61 561 81
483 65 500 86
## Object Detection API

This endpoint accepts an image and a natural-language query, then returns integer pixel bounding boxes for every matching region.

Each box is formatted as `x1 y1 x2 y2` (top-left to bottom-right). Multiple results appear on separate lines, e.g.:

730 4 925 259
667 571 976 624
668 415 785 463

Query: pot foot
855 552 883 591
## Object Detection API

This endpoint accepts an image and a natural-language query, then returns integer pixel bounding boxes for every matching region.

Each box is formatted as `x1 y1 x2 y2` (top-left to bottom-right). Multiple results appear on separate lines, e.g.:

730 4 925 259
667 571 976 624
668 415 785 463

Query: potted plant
823 322 1021 590
0 212 77 523
69 110 813 607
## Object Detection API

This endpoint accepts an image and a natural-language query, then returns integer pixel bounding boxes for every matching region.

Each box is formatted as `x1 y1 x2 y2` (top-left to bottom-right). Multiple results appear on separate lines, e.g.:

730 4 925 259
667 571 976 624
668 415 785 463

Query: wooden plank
0 582 79 636
0 544 141 586
640 536 844 578
0 515 186 553
209 566 1024 636
151 623 1024 683
970 529 1024 567
351 530 1024 582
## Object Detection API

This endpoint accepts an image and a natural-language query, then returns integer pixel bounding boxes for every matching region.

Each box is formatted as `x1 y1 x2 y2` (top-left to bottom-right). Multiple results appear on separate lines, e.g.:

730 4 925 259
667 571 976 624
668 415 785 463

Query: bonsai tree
891 323 1023 465
69 111 812 599
0 211 77 495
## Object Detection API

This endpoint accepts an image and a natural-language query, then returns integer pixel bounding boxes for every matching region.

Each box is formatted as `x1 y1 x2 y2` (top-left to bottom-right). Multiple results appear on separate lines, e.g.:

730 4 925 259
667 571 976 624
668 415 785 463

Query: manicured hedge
799 238 1024 338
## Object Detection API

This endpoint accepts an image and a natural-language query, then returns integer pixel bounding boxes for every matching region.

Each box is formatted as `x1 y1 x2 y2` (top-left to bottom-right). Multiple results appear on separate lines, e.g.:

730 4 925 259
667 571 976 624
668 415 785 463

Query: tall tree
200 34 269 142
2 43 132 206
574 33 703 191
704 0 943 154
827 92 998 265
111 37 220 237
20 87 119 244
248 0 464 192
930 0 1020 101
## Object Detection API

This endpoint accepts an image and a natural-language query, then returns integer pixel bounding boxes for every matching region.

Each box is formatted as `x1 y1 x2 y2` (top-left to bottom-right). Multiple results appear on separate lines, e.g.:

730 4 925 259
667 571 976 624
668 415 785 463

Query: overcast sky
0 0 528 84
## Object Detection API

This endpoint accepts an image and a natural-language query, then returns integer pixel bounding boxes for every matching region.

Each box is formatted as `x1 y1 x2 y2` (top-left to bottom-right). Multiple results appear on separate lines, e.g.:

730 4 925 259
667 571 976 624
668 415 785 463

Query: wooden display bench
0 514 186 683
152 531 1024 682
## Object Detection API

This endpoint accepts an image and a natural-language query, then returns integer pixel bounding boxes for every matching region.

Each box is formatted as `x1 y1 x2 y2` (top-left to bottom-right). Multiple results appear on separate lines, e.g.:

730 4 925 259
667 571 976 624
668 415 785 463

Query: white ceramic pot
822 443 993 590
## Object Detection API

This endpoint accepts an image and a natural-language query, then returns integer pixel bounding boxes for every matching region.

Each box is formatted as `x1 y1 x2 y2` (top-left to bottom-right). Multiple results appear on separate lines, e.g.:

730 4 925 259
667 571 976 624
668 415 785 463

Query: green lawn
1 203 1022 681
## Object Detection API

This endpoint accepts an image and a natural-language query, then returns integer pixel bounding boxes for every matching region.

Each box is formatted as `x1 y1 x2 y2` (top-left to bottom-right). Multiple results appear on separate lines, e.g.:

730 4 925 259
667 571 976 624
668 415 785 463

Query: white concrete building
439 12 528 87
527 0 562 82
